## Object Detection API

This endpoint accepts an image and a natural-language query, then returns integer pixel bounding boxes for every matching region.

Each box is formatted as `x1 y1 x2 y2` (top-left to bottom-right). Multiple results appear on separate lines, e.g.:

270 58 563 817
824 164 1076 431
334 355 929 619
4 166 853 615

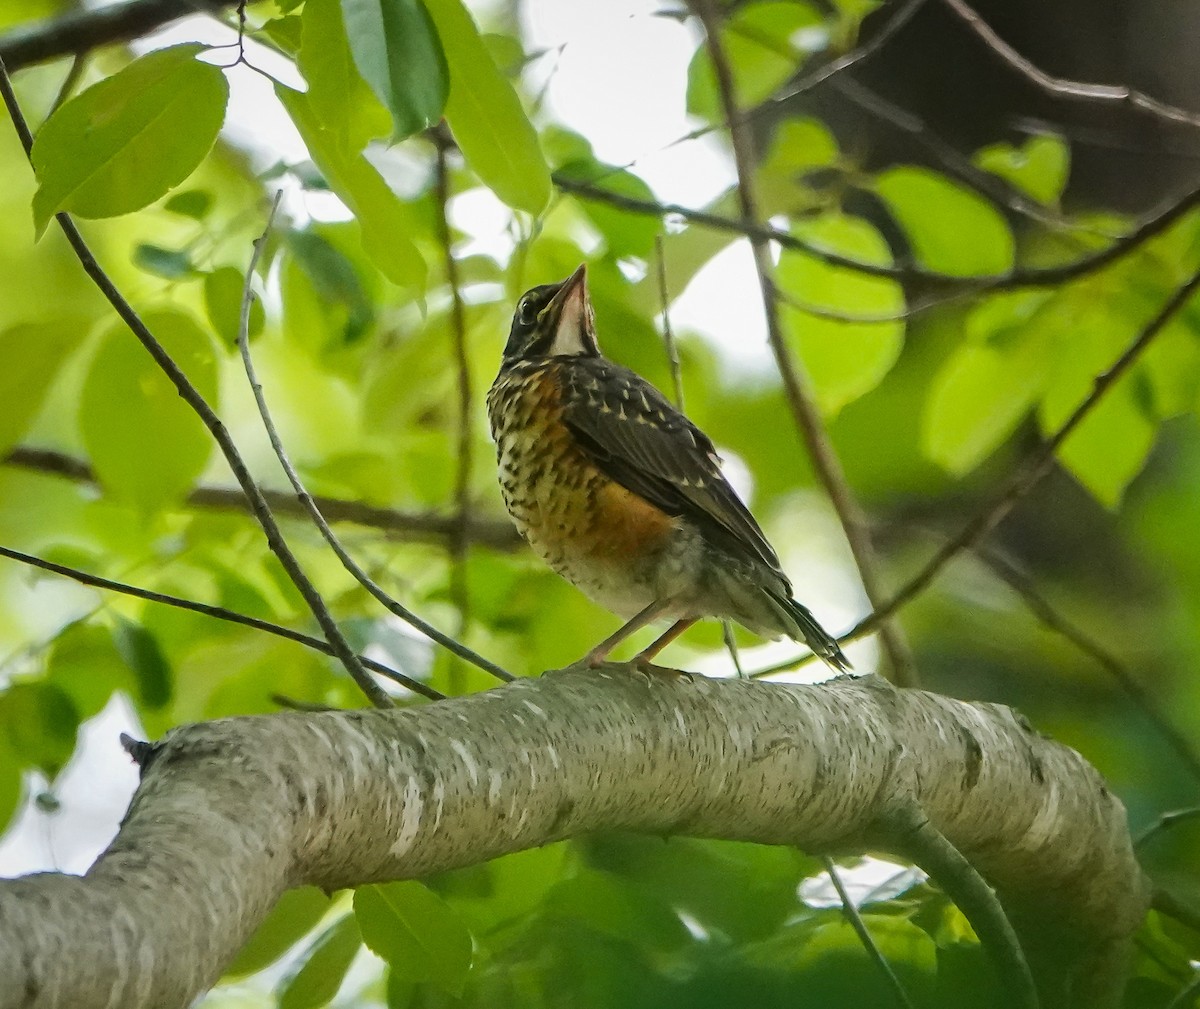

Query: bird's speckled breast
487 362 679 617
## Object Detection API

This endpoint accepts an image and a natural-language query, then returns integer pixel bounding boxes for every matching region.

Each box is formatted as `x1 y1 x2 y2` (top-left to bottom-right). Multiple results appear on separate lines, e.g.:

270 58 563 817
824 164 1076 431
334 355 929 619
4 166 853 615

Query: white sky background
0 0 872 882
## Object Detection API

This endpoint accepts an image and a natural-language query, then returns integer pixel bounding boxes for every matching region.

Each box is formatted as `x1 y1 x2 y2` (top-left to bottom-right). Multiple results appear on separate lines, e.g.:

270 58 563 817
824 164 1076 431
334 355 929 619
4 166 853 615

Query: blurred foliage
0 0 1199 1006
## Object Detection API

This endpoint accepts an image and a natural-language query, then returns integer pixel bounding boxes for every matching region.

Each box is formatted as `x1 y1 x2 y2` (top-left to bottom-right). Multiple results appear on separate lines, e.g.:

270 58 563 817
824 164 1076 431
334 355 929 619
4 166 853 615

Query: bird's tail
769 592 851 673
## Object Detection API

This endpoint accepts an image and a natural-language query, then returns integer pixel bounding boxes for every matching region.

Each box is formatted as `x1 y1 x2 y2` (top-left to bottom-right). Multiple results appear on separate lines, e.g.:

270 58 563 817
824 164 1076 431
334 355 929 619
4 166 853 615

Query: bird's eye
517 296 539 326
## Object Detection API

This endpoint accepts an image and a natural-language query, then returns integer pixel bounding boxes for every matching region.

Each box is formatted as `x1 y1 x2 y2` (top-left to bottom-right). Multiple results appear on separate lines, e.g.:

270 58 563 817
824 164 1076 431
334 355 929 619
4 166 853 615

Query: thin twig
884 799 1038 1009
721 622 745 678
234 199 514 685
822 856 917 1009
840 265 1200 642
3 446 522 549
693 0 917 686
653 235 685 411
975 546 1200 786
0 544 443 700
433 125 474 682
752 264 1200 679
46 52 85 118
0 56 398 711
941 0 1200 132
1134 806 1200 850
594 0 930 183
1165 968 1200 1009
554 174 1200 292
831 76 1087 233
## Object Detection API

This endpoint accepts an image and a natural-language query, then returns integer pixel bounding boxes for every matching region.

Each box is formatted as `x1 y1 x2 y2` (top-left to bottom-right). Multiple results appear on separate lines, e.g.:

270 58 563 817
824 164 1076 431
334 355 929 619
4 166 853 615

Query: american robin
487 264 849 674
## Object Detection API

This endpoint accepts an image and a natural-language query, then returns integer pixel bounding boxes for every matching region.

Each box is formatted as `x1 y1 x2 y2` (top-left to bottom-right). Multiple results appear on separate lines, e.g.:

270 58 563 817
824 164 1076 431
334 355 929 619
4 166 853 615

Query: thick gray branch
0 670 1146 1008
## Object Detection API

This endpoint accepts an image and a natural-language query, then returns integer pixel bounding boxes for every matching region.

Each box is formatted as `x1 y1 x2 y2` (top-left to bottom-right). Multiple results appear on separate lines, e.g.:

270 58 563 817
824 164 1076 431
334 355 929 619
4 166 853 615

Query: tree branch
823 856 917 1009
234 205 512 685
553 173 1200 292
753 263 1200 678
2 446 522 550
693 0 917 685
0 0 231 70
940 0 1200 131
0 670 1146 1008
0 58 403 710
0 543 445 701
434 124 475 685
843 264 1200 643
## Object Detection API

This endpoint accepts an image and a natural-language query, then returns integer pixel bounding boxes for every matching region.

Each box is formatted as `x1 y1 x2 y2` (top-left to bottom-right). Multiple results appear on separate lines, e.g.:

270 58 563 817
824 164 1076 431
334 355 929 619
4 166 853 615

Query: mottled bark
0 669 1146 1009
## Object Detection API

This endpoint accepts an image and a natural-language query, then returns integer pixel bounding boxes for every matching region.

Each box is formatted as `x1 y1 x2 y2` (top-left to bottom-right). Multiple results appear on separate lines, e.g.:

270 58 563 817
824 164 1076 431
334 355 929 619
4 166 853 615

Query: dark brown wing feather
559 357 789 586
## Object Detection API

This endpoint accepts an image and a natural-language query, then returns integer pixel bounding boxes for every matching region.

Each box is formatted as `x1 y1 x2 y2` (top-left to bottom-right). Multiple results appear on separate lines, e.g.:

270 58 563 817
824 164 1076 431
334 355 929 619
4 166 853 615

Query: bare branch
235 197 391 708
433 125 474 681
607 0 931 177
823 856 918 1009
974 546 1200 785
0 544 443 700
653 235 685 411
941 0 1200 132
753 264 1200 679
234 203 513 686
0 0 231 70
843 265 1200 642
3 446 522 549
831 76 1088 233
693 0 917 685
554 173 1200 292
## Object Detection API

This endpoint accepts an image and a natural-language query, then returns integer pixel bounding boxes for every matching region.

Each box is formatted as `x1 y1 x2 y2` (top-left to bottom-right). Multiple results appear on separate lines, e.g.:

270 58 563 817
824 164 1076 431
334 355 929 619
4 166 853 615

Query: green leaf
261 14 304 53
340 0 447 141
424 0 551 214
277 914 361 1009
776 214 905 416
278 84 427 293
0 682 80 778
203 266 264 347
355 881 473 996
1043 373 1156 507
758 117 840 215
286 230 375 343
79 309 219 510
226 887 332 978
133 243 195 279
44 623 130 723
31 45 228 234
300 0 391 147
0 318 89 455
921 292 1055 473
923 341 1048 474
163 190 213 219
975 134 1070 206
112 617 173 709
874 166 1014 276
687 2 825 121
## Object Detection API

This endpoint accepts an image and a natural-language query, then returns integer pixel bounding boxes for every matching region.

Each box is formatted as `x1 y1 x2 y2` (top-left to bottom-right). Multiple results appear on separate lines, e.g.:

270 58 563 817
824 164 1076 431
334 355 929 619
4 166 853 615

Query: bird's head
502 264 600 362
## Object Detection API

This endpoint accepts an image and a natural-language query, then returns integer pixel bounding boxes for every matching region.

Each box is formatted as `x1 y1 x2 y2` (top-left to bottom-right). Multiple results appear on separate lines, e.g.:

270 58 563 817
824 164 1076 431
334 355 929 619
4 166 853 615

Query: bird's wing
559 358 788 581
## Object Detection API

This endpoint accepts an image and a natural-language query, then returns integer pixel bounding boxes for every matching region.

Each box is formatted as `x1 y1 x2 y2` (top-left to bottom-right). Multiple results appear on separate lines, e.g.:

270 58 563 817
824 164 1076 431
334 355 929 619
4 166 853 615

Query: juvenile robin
487 264 849 674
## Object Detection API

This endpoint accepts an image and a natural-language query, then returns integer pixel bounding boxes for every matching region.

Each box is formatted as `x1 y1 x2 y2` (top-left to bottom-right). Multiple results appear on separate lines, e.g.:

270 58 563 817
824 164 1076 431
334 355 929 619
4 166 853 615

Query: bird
486 263 849 675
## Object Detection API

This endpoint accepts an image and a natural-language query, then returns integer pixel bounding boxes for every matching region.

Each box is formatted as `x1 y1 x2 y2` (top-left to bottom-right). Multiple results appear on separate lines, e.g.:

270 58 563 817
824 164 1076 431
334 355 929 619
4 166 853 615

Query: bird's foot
632 659 695 682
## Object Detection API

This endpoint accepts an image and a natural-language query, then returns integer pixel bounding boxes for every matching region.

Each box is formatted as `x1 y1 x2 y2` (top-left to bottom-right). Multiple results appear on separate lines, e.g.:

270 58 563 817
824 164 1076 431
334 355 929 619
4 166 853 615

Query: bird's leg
632 618 698 678
581 600 671 668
